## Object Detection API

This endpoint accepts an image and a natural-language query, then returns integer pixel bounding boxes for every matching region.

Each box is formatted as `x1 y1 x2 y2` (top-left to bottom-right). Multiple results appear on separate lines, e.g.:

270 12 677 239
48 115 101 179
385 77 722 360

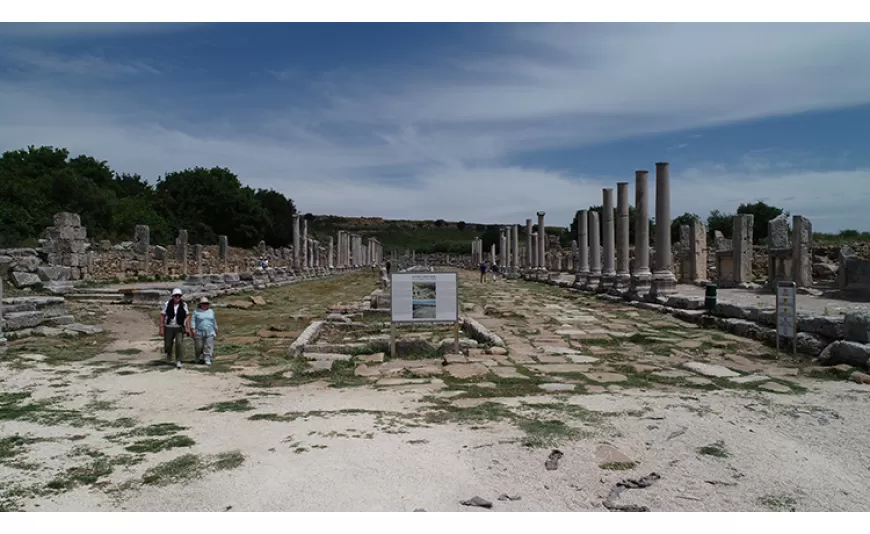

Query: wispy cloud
4 47 161 77
0 23 199 39
0 23 868 234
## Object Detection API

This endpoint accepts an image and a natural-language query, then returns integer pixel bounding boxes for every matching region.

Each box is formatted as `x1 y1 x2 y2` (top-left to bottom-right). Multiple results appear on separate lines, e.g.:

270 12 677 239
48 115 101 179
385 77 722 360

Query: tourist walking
479 261 487 283
160 288 191 369
491 262 500 281
192 297 219 366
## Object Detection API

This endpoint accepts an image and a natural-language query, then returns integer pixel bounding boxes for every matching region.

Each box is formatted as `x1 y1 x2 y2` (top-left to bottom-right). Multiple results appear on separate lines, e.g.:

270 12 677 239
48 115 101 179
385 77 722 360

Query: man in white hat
159 288 191 369
191 296 219 366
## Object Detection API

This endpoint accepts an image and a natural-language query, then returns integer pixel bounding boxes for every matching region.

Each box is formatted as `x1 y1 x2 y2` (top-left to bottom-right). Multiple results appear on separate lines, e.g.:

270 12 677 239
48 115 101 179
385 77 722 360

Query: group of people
257 256 270 271
478 261 502 282
160 288 219 369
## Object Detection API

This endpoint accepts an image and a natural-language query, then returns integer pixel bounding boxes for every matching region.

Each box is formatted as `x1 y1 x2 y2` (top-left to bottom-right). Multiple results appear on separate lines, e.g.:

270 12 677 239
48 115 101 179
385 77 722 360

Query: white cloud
0 23 868 235
4 47 161 77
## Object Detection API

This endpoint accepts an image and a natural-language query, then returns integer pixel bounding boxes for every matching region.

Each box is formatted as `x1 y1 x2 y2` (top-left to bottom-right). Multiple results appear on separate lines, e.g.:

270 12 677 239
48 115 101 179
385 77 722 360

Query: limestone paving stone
536 354 569 364
444 354 467 364
566 355 600 364
538 346 581 355
490 366 529 379
539 383 576 392
529 363 592 374
583 372 628 383
408 366 443 377
354 365 381 377
729 374 769 384
682 362 740 378
357 352 385 363
376 377 429 387
685 377 712 386
487 347 508 355
652 370 691 378
445 363 490 379
760 381 792 393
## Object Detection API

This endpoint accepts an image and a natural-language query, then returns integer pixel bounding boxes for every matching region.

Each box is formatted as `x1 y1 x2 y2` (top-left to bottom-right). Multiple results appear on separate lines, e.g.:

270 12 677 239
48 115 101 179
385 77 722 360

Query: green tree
707 209 733 240
255 189 296 247
737 201 786 243
457 221 467 231
671 212 701 244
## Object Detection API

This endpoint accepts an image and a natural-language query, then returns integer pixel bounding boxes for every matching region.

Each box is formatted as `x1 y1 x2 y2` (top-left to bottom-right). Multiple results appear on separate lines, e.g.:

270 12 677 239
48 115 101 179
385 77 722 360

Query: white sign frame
775 281 797 358
389 272 460 358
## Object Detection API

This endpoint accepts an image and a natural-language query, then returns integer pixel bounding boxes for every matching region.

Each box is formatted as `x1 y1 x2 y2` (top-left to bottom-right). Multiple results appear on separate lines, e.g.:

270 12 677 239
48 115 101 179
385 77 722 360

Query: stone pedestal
689 219 708 283
793 215 813 288
650 163 677 296
733 214 754 284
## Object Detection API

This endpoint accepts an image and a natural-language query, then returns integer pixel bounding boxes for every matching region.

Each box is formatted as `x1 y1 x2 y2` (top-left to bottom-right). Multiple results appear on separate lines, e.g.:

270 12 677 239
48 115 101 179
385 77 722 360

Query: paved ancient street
2 270 870 512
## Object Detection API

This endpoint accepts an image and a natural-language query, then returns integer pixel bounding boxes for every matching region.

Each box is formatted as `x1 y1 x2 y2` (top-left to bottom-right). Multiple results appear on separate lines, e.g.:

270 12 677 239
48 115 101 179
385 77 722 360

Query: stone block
37 265 71 282
11 272 41 288
12 255 40 273
53 212 81 227
844 312 870 344
816 340 870 368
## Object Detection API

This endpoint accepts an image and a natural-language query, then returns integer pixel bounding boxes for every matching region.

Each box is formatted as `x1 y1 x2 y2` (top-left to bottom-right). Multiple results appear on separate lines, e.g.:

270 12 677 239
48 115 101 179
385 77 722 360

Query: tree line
0 145 297 248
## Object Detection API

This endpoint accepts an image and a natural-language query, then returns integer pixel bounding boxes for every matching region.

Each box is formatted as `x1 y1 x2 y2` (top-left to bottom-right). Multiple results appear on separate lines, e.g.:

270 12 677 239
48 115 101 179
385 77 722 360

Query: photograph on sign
391 273 458 323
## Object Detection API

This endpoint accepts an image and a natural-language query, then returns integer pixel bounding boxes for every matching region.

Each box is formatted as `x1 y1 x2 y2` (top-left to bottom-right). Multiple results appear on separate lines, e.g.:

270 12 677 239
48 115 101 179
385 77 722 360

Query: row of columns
570 162 676 296
293 215 384 270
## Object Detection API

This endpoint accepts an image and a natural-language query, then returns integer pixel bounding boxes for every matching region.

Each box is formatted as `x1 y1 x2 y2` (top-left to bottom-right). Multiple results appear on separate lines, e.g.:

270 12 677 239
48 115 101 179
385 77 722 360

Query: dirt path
2 270 869 511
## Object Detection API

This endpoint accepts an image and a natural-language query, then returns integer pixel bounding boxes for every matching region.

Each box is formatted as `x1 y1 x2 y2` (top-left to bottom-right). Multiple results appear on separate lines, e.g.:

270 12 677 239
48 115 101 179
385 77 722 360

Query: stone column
587 210 601 287
504 227 511 269
293 215 301 269
512 225 520 274
500 230 507 267
526 219 535 269
0 277 5 349
574 210 589 287
301 219 309 269
195 244 203 275
571 240 578 274
615 182 631 289
218 235 228 273
631 170 652 292
490 243 496 264
650 162 677 296
536 212 546 272
530 233 537 269
689 219 708 283
733 214 754 284
600 188 616 290
135 225 150 274
176 229 188 275
327 236 334 269
792 216 813 288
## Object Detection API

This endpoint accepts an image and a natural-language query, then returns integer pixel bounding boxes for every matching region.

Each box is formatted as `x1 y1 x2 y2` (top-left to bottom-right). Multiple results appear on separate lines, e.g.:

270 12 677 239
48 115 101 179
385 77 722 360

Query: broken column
615 182 631 289
733 214 754 285
44 212 89 282
537 211 546 272
525 219 533 270
328 236 334 268
574 209 589 287
792 215 813 288
176 229 189 275
767 214 790 286
631 170 652 292
293 215 301 269
650 162 677 296
689 219 708 284
600 188 616 290
195 244 203 275
587 210 601 288
218 235 228 273
135 225 150 274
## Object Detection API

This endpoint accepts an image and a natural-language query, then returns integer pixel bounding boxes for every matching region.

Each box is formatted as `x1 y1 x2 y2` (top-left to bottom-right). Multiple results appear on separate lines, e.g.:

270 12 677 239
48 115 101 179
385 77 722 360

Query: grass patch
139 450 245 486
124 434 196 453
758 493 798 511
115 348 142 355
0 435 45 464
600 461 638 471
198 399 254 412
697 440 729 458
0 391 137 429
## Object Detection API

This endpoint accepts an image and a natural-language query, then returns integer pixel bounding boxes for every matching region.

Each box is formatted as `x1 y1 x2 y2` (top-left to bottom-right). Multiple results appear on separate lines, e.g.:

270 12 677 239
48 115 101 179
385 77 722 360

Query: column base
612 273 632 291
650 270 678 296
599 272 616 292
573 272 589 289
630 271 652 292
586 273 601 289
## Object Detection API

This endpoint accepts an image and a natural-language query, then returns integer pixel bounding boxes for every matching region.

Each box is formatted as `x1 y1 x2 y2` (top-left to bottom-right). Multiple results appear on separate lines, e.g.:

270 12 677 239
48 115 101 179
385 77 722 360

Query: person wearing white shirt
159 288 191 369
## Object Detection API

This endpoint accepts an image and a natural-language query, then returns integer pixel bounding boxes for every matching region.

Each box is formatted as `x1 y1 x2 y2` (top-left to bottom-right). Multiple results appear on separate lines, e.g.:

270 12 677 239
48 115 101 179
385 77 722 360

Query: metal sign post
775 281 797 359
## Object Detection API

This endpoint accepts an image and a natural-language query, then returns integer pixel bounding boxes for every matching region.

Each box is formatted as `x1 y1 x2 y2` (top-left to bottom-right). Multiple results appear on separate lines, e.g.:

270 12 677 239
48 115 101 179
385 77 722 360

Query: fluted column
651 162 677 296
525 219 533 270
631 170 652 292
600 188 616 290
587 210 601 287
573 209 589 286
615 182 631 289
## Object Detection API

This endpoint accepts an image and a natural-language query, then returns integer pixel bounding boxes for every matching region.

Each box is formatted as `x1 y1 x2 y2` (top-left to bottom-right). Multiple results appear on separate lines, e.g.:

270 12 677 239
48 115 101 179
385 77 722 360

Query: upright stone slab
767 213 790 286
195 244 204 275
302 220 309 269
218 235 228 273
650 163 677 296
689 219 708 283
135 225 150 273
176 230 189 275
614 182 631 289
574 209 589 287
587 210 601 288
511 224 520 274
328 236 334 268
733 214 754 284
293 215 301 269
600 188 616 290
631 170 652 292
793 215 813 288
525 219 533 270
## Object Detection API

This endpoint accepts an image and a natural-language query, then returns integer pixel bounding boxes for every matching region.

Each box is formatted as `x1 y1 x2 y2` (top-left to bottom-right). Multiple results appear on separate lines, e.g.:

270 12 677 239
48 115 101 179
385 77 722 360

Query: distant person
192 297 219 366
160 288 191 369
385 260 392 274
491 262 499 281
479 261 487 283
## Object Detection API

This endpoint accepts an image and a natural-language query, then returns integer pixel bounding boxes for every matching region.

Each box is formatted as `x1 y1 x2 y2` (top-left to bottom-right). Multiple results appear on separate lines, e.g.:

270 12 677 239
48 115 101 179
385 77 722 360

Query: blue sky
1 22 869 233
